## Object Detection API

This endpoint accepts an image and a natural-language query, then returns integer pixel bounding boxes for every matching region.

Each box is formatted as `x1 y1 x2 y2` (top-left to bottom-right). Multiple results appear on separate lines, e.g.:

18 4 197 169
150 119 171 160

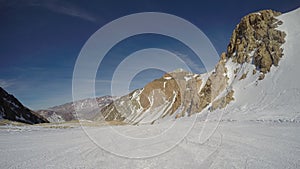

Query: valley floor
0 119 299 169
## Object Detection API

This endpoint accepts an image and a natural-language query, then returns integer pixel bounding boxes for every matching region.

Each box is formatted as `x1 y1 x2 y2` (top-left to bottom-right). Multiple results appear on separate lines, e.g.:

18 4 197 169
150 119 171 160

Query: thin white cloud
0 79 15 88
172 51 207 73
13 0 99 23
42 2 97 22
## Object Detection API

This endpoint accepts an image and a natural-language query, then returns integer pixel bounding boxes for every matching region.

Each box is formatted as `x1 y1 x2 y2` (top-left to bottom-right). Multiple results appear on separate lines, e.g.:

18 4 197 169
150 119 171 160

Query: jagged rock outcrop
0 87 48 124
196 53 229 114
96 9 286 124
227 10 286 78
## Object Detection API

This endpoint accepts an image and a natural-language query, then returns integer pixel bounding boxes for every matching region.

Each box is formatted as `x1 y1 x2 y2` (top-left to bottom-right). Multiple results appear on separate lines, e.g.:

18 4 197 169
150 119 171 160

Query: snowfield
0 120 299 169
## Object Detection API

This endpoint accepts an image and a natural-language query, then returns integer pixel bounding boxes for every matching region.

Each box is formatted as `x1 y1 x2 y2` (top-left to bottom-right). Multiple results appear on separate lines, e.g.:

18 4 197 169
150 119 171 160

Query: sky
1 0 300 109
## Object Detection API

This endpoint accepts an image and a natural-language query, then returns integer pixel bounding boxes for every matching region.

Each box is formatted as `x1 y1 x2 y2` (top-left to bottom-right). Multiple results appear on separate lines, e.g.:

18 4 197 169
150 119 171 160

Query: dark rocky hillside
0 87 48 124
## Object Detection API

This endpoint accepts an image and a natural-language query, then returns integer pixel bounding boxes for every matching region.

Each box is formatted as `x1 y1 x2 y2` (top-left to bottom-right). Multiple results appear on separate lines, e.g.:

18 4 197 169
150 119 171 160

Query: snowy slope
221 8 300 121
0 120 299 169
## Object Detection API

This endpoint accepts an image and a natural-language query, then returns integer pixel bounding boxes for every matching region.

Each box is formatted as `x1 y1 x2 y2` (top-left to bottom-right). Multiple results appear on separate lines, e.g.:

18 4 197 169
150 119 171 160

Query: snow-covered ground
0 120 299 169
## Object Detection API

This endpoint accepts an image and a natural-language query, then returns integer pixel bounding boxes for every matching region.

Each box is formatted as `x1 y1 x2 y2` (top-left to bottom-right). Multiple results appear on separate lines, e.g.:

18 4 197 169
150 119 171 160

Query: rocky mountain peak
227 10 286 76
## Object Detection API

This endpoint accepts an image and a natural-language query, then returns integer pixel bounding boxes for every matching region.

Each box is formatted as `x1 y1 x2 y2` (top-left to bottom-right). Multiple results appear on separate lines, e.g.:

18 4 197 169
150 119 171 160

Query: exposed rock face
97 9 286 124
37 96 113 123
99 70 204 124
211 90 234 111
227 10 286 75
197 54 229 114
0 87 48 124
99 63 231 124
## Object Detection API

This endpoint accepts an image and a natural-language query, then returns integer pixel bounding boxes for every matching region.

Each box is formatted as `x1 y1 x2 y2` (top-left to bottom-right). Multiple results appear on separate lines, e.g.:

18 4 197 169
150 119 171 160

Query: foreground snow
0 119 299 169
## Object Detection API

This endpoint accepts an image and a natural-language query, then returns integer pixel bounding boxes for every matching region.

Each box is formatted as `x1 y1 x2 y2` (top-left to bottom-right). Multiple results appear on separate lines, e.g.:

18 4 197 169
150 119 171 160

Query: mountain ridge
96 8 291 124
0 87 48 124
37 96 114 123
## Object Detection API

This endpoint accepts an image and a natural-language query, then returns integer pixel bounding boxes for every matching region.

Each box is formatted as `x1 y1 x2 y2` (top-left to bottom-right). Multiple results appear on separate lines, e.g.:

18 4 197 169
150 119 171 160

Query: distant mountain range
36 96 114 123
0 86 114 124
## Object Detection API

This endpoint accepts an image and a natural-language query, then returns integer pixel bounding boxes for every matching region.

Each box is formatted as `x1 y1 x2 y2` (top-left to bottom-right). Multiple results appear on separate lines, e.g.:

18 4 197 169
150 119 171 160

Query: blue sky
1 0 299 109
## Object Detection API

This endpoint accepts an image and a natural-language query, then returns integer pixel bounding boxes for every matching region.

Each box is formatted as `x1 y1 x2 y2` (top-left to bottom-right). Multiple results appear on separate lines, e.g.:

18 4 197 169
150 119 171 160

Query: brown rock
239 72 248 80
226 10 286 76
211 90 235 111
258 73 265 80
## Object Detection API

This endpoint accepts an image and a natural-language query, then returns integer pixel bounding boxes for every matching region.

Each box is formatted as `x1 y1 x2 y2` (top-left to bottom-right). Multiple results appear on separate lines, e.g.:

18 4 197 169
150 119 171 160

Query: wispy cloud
1 0 98 23
30 0 98 23
172 51 207 73
0 79 15 88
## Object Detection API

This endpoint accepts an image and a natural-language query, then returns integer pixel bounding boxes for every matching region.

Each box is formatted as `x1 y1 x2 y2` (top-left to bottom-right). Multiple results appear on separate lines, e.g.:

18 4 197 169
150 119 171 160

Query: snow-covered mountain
222 8 300 122
0 87 48 124
37 96 114 123
97 8 300 124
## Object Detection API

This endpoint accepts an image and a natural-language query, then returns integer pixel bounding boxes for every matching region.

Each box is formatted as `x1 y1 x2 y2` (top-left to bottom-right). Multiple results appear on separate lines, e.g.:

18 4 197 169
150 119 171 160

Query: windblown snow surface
1 8 300 169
